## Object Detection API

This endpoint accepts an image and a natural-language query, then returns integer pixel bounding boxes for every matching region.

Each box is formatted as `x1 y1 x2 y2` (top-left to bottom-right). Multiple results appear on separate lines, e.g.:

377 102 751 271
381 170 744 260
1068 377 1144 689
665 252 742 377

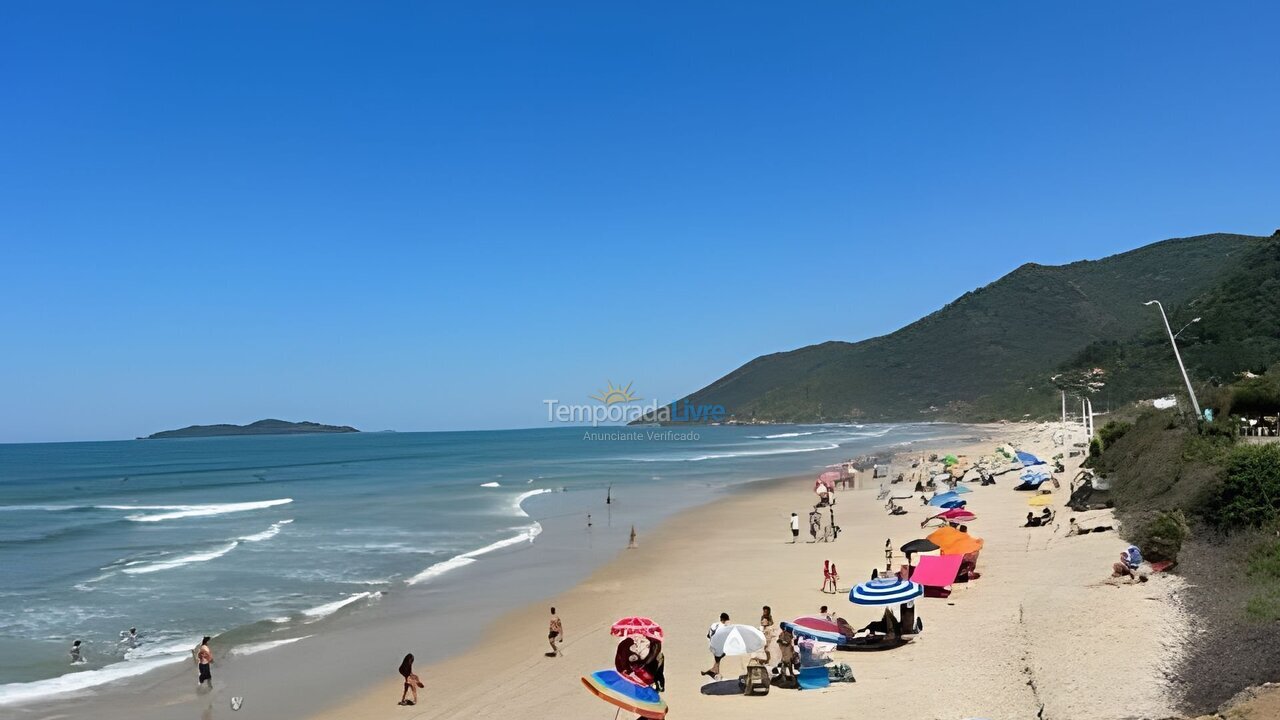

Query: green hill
144 419 360 439
668 232 1277 423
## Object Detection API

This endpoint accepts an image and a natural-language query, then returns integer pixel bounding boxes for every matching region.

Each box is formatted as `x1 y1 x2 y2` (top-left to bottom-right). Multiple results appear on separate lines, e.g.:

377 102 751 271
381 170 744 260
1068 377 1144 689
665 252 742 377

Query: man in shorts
195 636 213 689
547 607 563 657
789 512 800 543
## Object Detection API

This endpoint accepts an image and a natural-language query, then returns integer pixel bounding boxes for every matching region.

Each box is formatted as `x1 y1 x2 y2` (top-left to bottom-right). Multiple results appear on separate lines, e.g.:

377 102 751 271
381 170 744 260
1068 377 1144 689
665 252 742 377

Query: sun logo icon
590 381 641 405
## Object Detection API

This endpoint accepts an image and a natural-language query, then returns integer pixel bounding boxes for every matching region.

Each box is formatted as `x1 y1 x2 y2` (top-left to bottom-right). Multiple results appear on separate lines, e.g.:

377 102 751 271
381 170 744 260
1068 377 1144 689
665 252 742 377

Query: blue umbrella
927 492 961 507
1016 451 1045 466
1020 470 1049 482
849 576 924 606
939 499 967 509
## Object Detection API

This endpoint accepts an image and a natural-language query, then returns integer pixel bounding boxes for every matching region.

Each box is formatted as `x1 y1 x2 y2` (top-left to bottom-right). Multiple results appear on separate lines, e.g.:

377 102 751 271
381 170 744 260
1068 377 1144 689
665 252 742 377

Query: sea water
0 423 967 705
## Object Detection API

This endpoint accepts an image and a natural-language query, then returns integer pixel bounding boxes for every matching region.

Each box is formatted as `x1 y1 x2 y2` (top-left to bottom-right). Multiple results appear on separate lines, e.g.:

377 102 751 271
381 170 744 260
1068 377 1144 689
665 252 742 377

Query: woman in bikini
398 653 423 706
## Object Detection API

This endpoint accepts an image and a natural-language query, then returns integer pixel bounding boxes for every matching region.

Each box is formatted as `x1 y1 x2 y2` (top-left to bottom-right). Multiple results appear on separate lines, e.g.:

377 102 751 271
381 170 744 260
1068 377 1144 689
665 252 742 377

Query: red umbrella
611 616 664 641
818 470 840 485
938 509 977 522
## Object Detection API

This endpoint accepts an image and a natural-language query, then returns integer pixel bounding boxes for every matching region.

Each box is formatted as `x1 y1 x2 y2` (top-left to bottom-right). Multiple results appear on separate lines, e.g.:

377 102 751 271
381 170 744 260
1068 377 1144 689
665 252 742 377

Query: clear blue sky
2 2 1277 443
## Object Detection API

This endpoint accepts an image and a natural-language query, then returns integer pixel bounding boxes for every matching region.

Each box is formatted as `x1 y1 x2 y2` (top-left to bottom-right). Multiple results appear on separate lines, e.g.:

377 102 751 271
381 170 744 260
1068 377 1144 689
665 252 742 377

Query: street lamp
1144 301 1202 417
1174 317 1201 340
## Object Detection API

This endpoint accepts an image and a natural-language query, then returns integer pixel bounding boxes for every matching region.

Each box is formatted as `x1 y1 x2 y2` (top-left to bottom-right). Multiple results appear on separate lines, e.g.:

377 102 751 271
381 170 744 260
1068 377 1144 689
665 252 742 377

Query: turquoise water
0 423 962 705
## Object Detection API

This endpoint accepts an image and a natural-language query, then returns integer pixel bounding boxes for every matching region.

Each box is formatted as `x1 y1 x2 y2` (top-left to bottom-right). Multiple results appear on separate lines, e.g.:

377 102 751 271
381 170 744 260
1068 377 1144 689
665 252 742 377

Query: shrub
1097 420 1132 450
1202 443 1280 530
1245 538 1280 622
1130 510 1190 563
1088 437 1103 459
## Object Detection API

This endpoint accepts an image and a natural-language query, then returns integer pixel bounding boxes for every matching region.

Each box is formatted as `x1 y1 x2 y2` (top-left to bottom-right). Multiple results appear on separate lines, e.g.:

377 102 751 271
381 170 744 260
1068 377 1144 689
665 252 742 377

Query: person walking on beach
789 512 800 543
397 653 423 706
820 560 833 593
195 636 213 690
69 639 83 664
830 563 840 593
547 607 563 657
701 612 729 679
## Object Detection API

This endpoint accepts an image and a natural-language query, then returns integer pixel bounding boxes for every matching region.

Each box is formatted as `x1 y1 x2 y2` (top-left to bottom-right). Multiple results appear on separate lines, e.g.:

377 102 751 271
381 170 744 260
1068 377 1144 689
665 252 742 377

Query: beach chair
741 662 770 696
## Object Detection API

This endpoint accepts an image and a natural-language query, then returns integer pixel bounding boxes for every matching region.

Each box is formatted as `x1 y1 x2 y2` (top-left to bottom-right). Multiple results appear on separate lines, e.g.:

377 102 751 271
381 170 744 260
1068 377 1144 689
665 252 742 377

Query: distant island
142 419 360 439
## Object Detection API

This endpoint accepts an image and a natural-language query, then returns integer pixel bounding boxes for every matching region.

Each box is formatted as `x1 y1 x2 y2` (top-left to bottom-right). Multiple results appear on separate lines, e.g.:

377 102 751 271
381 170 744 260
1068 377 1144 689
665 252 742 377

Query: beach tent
581 670 667 719
1016 451 1045 467
910 554 964 588
849 576 924 606
709 624 766 656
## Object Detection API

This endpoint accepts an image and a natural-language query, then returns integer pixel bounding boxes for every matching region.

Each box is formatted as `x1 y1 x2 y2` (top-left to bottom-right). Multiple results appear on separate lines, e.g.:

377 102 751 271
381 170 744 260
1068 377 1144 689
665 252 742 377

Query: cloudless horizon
3 2 1278 443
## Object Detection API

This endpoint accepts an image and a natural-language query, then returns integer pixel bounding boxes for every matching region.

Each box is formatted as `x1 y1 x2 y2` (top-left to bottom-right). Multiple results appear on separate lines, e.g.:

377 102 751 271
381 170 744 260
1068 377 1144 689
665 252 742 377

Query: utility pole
1144 300 1203 418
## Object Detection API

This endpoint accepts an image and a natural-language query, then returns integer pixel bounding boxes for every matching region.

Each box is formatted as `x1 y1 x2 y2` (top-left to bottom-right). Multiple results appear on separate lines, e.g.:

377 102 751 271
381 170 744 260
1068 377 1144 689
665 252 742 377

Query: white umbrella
709 624 766 657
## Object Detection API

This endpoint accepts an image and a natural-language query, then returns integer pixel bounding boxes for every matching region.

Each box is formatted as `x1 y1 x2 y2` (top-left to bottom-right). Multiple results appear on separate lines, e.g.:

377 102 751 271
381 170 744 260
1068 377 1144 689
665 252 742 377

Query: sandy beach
310 422 1190 720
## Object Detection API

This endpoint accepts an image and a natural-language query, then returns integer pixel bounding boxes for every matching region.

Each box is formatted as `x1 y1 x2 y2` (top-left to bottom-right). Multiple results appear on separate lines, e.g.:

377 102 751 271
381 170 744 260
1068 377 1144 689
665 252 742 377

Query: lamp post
1143 300 1202 417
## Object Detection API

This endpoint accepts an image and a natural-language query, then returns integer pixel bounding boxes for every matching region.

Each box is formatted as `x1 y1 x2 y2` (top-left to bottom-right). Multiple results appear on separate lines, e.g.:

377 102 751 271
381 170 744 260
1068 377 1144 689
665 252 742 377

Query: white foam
0 654 186 707
300 591 378 619
0 504 80 512
230 636 312 656
479 481 501 488
406 489 549 586
97 498 293 522
121 542 239 575
763 431 820 439
239 519 293 543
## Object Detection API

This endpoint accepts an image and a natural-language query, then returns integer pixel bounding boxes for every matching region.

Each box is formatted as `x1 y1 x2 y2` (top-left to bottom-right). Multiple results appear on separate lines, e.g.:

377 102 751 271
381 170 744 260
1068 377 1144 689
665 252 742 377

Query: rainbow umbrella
611 617 663 641
581 670 667 719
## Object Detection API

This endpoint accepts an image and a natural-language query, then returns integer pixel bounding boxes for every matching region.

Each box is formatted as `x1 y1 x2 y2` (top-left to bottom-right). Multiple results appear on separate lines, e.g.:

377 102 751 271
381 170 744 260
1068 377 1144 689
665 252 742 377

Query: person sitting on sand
855 608 901 639
1112 546 1147 581
1067 518 1115 536
819 605 834 622
1025 511 1043 527
398 653 423 706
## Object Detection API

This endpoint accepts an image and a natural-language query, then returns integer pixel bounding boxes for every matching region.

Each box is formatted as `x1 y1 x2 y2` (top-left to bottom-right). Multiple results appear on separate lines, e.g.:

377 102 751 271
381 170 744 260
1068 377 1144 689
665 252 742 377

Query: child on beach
397 653 423 706
821 560 833 592
760 606 776 664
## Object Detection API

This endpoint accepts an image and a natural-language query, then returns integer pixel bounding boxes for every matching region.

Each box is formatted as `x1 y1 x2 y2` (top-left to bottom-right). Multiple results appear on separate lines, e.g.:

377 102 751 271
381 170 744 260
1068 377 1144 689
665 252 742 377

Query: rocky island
142 419 360 439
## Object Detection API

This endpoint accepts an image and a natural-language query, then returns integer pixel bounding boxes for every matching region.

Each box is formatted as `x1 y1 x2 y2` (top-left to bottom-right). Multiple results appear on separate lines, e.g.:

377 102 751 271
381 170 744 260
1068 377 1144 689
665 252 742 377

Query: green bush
1130 510 1190 563
1088 437 1103 459
1202 443 1280 530
1097 420 1132 450
1245 538 1280 621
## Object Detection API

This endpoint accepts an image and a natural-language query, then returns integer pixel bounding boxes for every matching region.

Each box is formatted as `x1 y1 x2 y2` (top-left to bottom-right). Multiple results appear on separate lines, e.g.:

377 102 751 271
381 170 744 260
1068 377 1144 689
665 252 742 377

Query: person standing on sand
702 612 729 679
821 560 832 592
760 606 777 665
547 607 563 656
196 636 213 689
789 513 800 543
398 653 423 706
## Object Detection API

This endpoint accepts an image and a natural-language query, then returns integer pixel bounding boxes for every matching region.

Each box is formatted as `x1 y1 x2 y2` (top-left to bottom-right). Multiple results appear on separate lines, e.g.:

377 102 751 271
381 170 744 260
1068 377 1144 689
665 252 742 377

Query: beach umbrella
951 485 973 494
910 554 964 588
928 492 961 507
901 538 940 556
1020 470 1050 482
850 576 924 606
943 454 959 466
581 670 667 719
709 624 766 657
938 508 977 522
1016 451 1045 466
1027 494 1054 507
939 535 983 556
781 615 846 644
819 470 841 486
611 617 664 642
939 499 967 509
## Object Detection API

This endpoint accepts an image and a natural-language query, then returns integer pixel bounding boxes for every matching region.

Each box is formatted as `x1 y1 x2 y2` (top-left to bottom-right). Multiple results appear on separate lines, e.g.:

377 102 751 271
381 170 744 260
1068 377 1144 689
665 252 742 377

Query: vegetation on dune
669 232 1277 424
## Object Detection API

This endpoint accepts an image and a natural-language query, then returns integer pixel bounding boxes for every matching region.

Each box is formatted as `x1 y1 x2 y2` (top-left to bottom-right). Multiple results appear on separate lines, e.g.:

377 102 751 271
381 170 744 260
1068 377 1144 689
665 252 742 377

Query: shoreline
7 424 986 719
309 422 1191 720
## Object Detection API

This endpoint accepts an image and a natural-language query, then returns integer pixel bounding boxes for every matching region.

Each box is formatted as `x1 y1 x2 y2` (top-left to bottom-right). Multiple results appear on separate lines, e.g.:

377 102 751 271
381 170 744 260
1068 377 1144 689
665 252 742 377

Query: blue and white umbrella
1016 451 1045 467
927 492 961 507
849 576 924 606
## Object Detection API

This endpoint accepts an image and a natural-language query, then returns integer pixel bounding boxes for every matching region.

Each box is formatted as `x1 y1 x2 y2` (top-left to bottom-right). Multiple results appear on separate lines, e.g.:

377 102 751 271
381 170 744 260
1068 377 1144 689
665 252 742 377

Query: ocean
0 423 968 708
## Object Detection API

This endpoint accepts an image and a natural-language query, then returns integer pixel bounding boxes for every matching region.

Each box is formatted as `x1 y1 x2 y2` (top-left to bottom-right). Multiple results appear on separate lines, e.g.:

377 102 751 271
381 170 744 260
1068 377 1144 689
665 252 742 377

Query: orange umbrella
926 526 984 556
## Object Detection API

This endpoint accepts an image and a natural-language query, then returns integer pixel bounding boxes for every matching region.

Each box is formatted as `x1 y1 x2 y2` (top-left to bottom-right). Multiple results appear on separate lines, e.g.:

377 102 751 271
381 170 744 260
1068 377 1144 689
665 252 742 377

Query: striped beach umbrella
611 616 664 641
849 576 924 606
709 624 766 657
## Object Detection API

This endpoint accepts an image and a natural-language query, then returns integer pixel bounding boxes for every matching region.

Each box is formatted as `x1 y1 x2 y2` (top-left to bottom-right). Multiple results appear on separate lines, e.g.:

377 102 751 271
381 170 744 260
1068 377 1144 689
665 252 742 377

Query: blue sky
2 2 1277 443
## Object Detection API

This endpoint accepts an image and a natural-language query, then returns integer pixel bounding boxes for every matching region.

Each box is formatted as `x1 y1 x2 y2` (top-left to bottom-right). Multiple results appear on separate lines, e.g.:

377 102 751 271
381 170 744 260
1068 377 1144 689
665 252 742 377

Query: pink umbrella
819 470 840 485
938 509 977 522
611 616 664 641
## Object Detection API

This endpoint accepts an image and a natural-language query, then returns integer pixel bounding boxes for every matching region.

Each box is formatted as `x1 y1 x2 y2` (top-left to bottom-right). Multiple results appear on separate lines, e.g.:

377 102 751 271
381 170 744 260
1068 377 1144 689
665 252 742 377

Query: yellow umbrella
1027 494 1054 506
